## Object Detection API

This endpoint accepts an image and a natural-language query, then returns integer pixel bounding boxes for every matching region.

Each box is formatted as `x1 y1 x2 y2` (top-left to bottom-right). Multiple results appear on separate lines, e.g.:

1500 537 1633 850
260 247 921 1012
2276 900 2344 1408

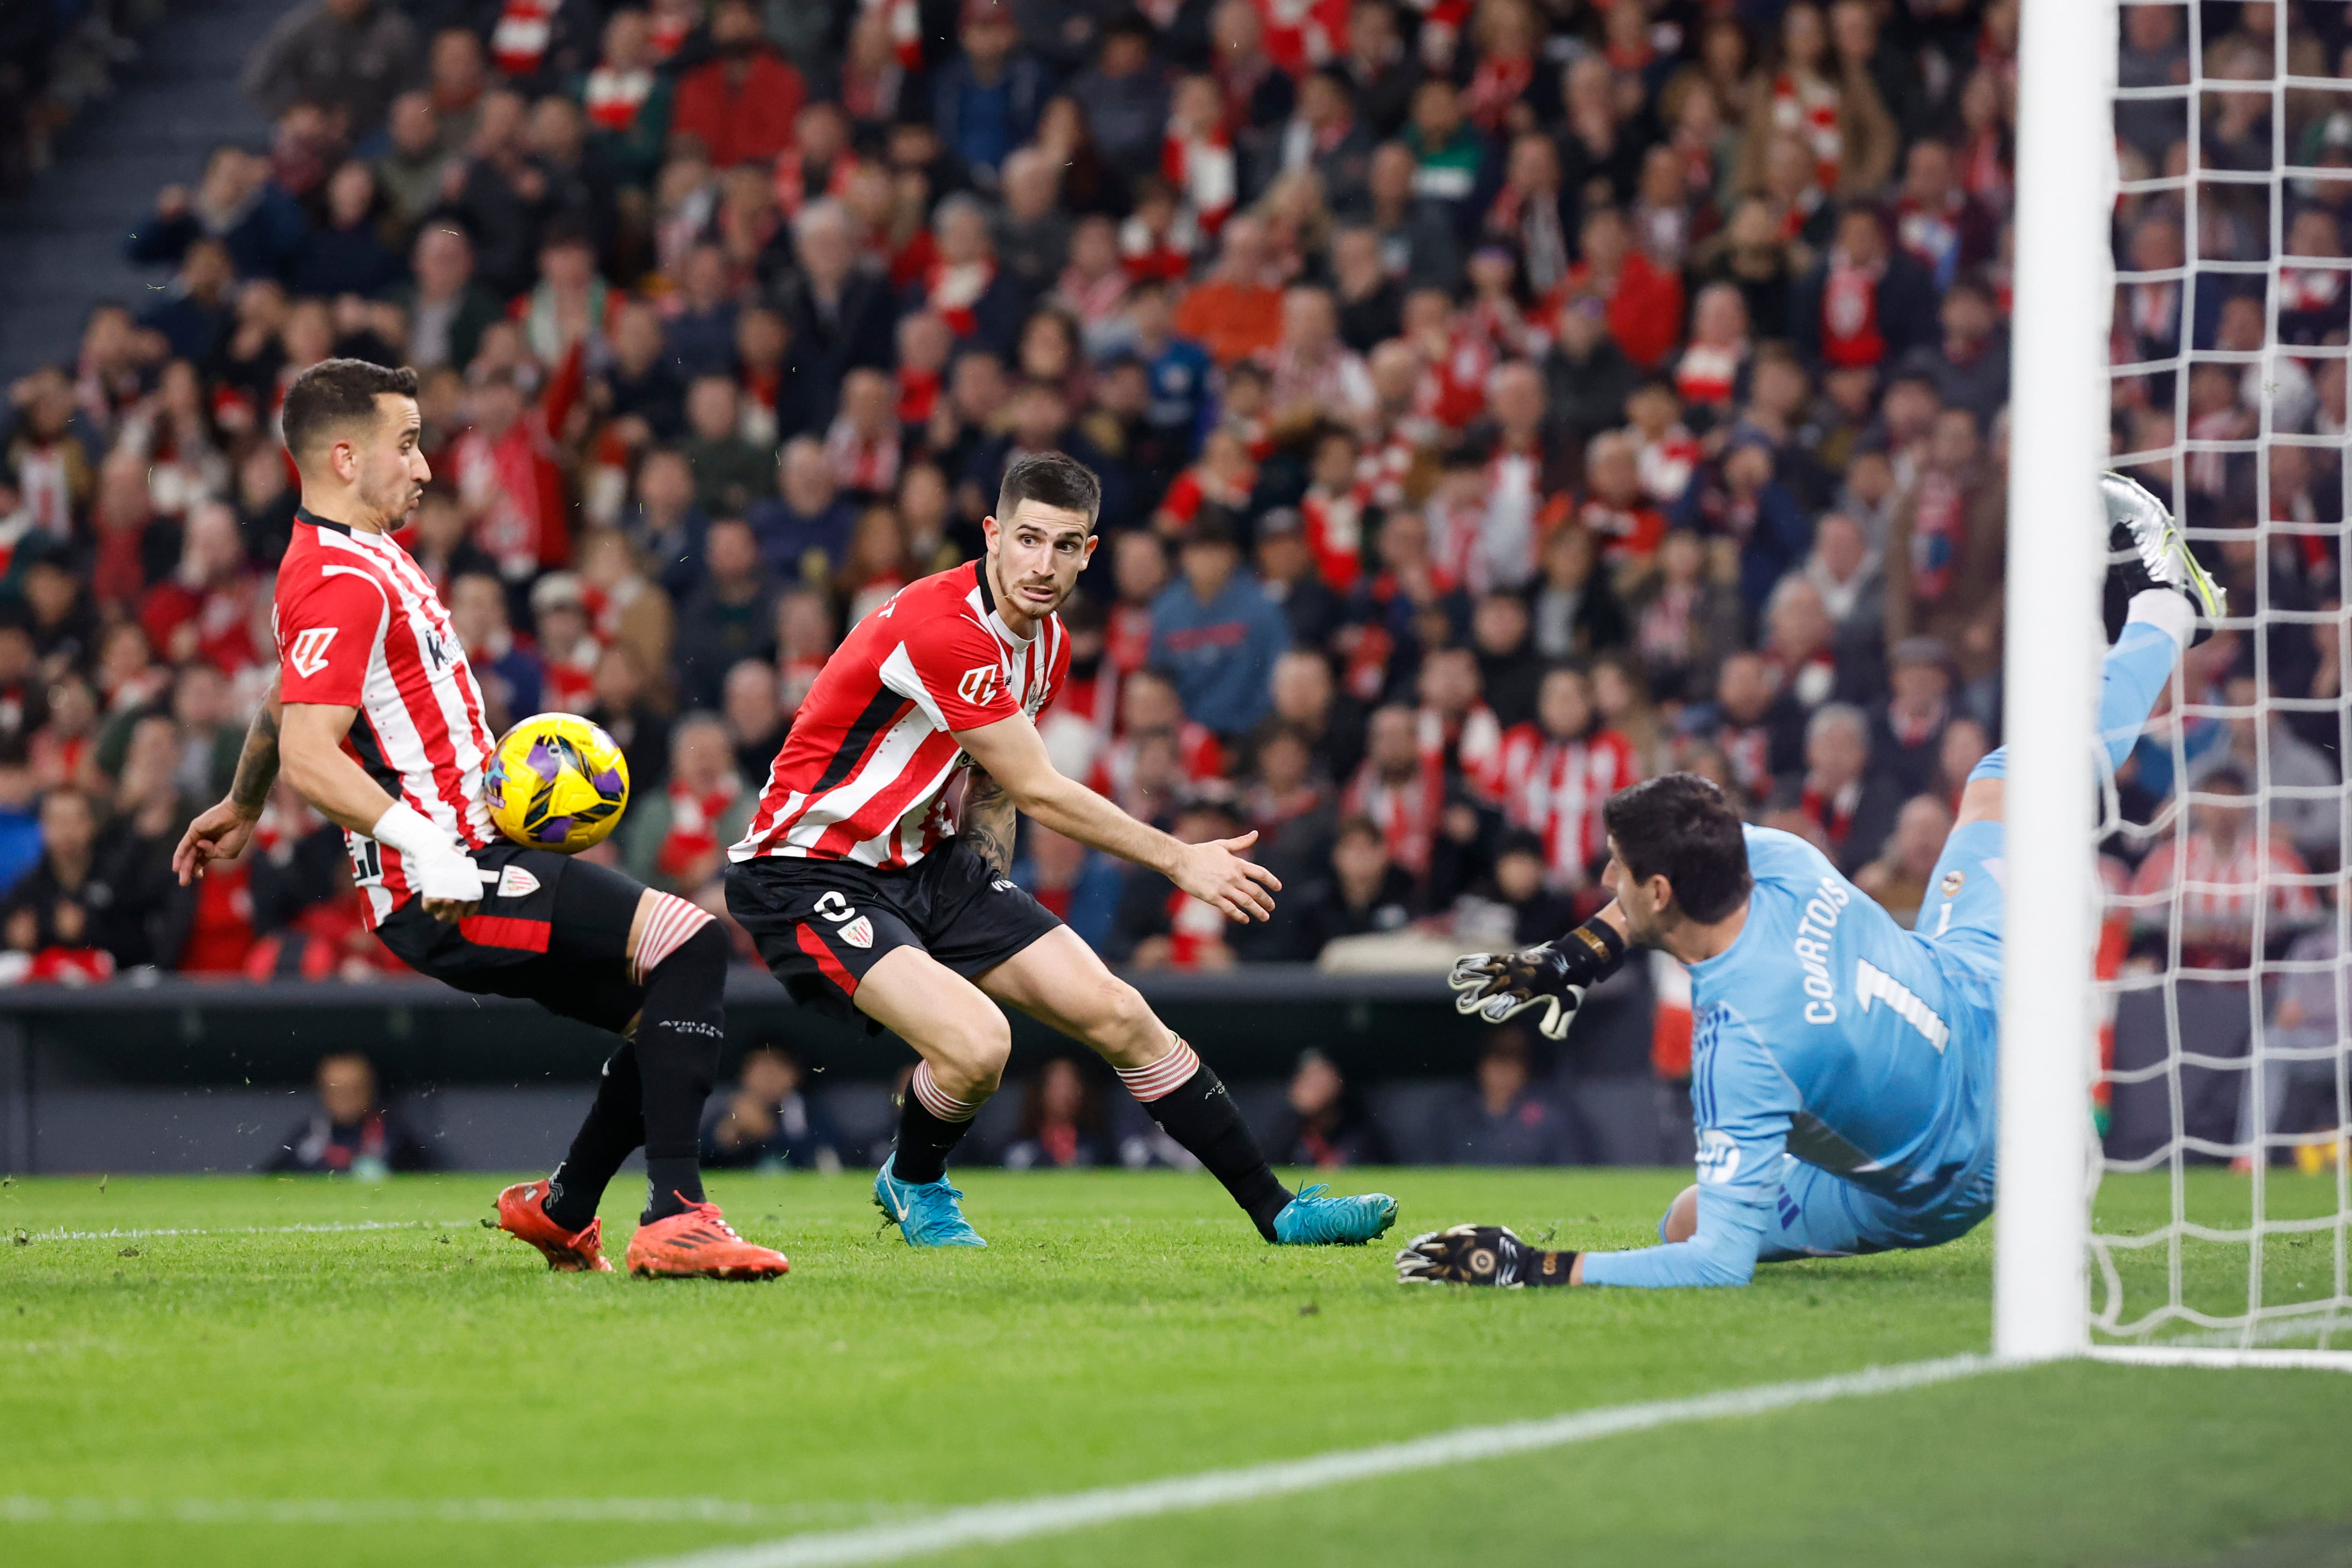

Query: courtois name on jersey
1577 826 1998 1289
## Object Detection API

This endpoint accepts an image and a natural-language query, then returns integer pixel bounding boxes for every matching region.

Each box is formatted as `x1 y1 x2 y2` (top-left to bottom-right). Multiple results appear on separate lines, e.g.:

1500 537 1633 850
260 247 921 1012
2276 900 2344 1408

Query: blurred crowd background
0 0 2346 1165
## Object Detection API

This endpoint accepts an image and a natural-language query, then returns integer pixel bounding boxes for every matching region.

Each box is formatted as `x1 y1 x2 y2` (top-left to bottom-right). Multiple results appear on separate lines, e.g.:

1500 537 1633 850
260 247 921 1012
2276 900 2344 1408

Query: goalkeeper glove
1394 1225 1577 1287
1447 917 1627 1040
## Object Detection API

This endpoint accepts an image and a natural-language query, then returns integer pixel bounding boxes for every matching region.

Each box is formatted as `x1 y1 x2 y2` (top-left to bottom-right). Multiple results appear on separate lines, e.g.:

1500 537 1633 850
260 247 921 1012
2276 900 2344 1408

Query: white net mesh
2090 0 2352 1353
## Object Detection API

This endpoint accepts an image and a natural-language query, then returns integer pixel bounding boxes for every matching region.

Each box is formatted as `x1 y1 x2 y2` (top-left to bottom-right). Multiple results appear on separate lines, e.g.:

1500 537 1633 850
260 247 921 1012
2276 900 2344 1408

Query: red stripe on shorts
794 921 859 995
459 915 553 952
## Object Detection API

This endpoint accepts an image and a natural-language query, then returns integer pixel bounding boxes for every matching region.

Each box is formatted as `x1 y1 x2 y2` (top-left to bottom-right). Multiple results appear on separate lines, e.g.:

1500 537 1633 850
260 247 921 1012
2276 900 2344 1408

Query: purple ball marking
536 818 572 843
592 769 623 795
525 742 556 777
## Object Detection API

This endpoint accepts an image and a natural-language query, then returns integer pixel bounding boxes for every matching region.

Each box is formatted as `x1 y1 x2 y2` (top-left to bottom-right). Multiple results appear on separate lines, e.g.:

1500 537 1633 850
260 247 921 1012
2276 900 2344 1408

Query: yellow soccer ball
485 713 631 854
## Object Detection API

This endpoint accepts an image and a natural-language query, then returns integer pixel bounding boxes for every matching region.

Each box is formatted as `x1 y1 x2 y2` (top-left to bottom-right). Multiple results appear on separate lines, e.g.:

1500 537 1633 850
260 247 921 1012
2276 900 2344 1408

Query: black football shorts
372 841 647 1033
724 840 1063 1025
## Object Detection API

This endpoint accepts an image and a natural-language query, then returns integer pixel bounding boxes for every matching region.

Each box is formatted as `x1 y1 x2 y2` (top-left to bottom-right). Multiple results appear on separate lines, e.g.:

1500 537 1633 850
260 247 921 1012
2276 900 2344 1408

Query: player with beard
1403 473 2224 1289
175 358 786 1282
727 451 1398 1248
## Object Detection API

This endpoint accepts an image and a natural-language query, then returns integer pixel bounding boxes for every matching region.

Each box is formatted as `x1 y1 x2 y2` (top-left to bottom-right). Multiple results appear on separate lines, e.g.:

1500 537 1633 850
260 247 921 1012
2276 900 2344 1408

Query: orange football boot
625 1199 790 1281
494 1179 613 1272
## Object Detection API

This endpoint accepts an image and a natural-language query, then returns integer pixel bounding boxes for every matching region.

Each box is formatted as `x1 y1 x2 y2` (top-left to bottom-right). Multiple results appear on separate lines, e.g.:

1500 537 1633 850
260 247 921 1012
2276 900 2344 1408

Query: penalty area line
615 1353 2008 1568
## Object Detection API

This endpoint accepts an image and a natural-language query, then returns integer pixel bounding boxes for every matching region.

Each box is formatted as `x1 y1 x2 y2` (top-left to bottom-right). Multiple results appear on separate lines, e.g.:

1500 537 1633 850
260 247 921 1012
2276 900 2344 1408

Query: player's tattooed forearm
228 705 282 815
961 768 1017 876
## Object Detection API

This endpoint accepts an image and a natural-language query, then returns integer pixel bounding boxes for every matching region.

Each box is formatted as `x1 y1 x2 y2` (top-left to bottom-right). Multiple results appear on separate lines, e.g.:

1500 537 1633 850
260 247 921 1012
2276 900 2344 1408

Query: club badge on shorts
838 916 874 950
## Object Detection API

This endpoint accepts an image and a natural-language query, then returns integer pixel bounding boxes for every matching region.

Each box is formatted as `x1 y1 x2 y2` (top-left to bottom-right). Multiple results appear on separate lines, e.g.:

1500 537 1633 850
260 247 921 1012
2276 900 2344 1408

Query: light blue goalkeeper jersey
1579 825 2001 1289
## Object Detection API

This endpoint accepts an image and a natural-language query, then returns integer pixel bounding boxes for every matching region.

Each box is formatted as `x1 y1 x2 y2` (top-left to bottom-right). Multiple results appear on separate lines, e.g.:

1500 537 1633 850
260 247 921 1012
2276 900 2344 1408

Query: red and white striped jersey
274 508 497 927
731 562 1070 868
1492 724 1640 891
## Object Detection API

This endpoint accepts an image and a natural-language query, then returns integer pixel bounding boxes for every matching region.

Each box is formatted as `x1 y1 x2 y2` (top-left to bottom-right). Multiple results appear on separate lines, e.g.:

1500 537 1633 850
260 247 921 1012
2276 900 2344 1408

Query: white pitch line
16 1220 479 1242
0 1497 892 1528
615 1354 2009 1568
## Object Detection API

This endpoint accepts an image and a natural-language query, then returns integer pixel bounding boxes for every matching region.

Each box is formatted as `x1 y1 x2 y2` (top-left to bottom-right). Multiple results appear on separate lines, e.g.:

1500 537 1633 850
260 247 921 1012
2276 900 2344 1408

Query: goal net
2004 0 2352 1368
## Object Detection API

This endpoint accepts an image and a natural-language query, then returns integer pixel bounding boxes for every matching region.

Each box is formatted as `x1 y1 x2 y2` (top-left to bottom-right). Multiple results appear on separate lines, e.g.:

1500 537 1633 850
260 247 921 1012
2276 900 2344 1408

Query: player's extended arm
954 713 1280 921
1446 902 1632 1040
174 671 284 883
276 704 483 923
1574 1184 1768 1288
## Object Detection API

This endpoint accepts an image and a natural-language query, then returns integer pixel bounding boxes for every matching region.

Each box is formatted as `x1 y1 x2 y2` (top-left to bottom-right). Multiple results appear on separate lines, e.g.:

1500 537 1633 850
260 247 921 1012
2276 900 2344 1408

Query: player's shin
545 1044 644 1233
1118 1040 1291 1240
892 1061 983 1183
632 911 730 1221
2098 591 2194 771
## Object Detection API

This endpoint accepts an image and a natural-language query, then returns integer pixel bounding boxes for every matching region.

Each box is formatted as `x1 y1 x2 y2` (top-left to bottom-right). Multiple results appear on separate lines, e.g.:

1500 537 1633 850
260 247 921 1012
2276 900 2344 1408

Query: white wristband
369 800 457 862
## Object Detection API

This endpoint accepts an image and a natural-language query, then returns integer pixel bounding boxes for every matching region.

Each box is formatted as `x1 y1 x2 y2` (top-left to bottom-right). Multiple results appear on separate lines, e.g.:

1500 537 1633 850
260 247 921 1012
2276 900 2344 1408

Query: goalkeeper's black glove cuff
1558 915 1629 982
1528 1249 1579 1286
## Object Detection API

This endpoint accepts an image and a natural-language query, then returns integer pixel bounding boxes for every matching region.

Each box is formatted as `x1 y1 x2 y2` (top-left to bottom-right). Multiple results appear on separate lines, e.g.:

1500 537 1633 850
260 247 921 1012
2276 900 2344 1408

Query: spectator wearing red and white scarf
824 368 903 498
1343 704 1442 879
917 193 1012 347
633 716 751 896
894 310 952 426
1674 283 1751 410
1163 75 1238 235
448 359 578 584
773 101 860 219
1461 0 1538 135
1493 667 1639 893
1414 646 1505 804
1402 289 1496 433
1052 216 1133 359
582 8 664 141
1300 425 1373 592
1624 382 1701 507
528 572 602 714
1118 175 1200 284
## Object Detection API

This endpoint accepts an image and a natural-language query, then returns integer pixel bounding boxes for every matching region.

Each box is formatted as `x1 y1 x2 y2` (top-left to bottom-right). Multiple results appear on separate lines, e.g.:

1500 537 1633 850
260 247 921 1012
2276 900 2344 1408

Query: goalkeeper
1400 475 2221 1290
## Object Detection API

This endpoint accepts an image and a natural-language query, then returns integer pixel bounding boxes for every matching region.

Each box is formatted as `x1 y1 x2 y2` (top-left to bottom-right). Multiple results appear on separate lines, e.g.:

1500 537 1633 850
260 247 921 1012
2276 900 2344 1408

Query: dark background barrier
0 964 1681 1174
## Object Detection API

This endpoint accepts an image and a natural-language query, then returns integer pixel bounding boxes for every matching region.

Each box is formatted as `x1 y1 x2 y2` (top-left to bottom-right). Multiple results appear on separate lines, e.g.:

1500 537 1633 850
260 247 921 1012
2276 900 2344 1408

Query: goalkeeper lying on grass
1399 475 2221 1290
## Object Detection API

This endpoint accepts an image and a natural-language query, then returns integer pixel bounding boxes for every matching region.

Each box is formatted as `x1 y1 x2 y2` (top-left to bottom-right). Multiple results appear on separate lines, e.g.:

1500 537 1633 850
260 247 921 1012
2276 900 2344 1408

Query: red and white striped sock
1116 1039 1201 1102
910 1060 980 1123
631 892 714 984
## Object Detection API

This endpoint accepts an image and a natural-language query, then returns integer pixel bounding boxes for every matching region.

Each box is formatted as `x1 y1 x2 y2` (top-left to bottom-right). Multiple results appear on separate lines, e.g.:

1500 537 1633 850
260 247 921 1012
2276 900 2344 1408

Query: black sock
890 1093 974 1186
634 922 729 1221
1139 1063 1291 1241
546 1045 644 1232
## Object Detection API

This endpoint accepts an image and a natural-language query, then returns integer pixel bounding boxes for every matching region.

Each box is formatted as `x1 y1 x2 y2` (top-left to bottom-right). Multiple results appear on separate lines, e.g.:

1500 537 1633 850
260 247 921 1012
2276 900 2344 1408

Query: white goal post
2001 0 2352 1369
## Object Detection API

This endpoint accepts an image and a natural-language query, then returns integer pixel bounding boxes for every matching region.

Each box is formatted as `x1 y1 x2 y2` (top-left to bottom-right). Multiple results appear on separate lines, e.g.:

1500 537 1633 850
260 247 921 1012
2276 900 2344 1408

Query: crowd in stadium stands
0 0 2343 1072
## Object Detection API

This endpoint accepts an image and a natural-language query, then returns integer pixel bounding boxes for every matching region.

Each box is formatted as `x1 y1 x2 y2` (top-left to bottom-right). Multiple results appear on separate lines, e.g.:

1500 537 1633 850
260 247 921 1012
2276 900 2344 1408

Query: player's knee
1661 1185 1699 1243
1090 975 1161 1053
932 1010 1011 1099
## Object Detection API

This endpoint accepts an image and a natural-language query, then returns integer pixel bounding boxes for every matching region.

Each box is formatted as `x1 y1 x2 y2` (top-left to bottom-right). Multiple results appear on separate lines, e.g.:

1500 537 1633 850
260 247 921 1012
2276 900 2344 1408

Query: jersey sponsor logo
1792 873 1852 1024
1854 959 1951 1052
286 626 338 679
838 915 874 950
958 665 1001 707
496 864 541 899
1696 1128 1742 1185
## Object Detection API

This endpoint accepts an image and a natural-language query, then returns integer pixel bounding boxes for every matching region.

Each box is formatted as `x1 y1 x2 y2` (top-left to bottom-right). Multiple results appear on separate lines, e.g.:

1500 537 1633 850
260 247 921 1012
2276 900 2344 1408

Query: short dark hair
1601 772 1752 924
996 450 1102 527
282 357 419 461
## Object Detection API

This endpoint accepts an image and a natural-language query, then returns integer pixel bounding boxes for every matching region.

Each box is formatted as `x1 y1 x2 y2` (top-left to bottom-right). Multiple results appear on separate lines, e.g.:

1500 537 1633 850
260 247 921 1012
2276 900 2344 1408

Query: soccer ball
485 713 631 854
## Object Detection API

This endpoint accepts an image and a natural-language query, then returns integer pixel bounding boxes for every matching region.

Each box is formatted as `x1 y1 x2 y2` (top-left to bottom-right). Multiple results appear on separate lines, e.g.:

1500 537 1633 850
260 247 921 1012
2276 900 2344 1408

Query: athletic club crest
838 916 874 950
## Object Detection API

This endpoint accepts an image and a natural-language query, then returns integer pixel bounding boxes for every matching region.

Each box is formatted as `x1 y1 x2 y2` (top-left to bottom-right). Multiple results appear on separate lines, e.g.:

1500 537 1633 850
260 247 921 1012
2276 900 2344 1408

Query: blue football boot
1271 1183 1399 1245
874 1160 987 1247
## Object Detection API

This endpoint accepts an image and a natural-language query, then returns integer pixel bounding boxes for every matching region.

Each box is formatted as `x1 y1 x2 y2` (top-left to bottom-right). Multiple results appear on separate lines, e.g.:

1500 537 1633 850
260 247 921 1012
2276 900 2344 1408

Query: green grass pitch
3 1167 2349 1568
